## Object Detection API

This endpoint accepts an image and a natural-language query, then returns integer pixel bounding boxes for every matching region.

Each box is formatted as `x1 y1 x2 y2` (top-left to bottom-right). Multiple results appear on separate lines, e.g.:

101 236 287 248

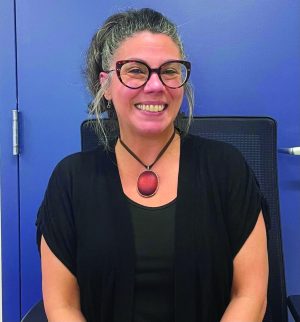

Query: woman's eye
162 68 178 75
127 68 146 75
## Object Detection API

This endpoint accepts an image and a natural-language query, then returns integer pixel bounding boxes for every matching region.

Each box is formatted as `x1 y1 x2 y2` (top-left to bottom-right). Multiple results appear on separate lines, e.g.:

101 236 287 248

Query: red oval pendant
137 170 159 197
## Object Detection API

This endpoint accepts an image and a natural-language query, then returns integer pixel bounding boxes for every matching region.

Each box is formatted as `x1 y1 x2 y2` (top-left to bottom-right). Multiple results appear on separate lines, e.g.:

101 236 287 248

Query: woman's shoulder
182 132 243 162
52 146 115 176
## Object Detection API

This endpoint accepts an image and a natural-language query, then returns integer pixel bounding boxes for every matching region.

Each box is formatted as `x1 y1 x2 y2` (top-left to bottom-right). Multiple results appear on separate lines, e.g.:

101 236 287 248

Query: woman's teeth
135 104 165 112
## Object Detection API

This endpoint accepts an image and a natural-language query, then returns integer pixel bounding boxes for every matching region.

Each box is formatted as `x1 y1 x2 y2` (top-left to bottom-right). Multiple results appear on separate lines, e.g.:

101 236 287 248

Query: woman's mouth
135 104 167 112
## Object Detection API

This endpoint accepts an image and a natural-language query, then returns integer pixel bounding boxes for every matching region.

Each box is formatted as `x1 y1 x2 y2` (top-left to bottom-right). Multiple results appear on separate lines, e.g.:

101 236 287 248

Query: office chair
80 116 298 322
22 116 299 322
21 300 47 322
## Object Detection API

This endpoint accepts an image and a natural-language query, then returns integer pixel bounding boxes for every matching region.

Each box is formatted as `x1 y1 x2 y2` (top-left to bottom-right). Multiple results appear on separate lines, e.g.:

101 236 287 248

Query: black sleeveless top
128 197 176 322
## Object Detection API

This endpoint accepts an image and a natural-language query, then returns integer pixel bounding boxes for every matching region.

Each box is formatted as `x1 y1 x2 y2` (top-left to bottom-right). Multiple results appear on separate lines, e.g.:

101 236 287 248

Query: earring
107 100 112 109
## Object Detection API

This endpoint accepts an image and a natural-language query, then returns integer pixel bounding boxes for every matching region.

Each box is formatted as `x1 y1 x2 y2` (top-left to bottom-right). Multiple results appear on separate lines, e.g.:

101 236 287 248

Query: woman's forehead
113 31 181 62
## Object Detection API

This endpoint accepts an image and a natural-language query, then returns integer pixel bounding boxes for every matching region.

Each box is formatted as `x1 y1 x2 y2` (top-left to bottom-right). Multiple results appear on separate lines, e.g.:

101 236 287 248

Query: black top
128 198 176 322
36 134 266 322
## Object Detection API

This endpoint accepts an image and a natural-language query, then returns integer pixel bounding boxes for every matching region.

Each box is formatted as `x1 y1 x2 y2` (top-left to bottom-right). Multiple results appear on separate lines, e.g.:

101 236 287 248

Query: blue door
1 1 299 321
0 1 21 321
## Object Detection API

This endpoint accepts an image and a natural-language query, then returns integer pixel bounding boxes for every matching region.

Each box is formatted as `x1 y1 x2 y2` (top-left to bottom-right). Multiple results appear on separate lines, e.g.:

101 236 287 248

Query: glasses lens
160 62 188 88
120 62 149 88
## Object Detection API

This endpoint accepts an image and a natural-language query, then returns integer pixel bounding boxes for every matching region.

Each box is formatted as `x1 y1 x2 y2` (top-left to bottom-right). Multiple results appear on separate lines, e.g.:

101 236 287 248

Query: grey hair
85 8 194 149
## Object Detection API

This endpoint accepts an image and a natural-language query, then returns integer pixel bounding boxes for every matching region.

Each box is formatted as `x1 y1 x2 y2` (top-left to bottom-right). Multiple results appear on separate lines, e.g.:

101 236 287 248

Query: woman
37 8 268 322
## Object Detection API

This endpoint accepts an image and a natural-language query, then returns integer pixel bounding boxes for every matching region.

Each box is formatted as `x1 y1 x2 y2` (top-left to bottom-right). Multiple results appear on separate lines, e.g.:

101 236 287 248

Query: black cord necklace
119 128 176 198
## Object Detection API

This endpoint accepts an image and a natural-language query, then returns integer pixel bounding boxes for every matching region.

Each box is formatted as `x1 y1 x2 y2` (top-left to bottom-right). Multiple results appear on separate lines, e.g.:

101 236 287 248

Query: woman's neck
118 127 176 164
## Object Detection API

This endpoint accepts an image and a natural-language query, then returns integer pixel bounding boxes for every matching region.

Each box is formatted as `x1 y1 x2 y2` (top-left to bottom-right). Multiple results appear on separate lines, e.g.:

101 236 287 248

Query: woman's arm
221 212 269 322
40 236 86 322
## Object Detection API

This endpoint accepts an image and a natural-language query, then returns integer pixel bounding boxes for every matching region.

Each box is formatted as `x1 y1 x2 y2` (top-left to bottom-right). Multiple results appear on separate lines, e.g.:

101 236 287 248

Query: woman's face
101 31 184 139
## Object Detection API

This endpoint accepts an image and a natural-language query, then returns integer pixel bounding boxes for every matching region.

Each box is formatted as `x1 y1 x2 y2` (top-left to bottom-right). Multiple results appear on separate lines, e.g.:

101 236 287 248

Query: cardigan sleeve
222 144 269 258
36 158 77 276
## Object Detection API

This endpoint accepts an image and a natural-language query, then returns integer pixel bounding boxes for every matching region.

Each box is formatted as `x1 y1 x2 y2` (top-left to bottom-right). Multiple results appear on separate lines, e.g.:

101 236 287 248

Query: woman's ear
99 72 111 100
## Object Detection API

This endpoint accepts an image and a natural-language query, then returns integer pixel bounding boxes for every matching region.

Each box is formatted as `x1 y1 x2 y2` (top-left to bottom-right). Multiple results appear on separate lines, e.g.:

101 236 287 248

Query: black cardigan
37 134 263 322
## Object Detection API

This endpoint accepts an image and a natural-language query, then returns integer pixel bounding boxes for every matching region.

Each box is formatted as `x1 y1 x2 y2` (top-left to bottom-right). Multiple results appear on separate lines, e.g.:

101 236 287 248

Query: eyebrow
125 58 147 62
123 58 181 66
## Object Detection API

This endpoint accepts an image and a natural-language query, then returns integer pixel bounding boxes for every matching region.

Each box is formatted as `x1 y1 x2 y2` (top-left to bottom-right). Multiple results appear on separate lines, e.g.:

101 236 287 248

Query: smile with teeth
135 104 166 112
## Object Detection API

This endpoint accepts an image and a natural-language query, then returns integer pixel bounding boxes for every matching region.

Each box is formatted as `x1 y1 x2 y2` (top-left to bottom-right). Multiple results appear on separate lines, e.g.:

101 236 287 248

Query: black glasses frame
105 60 191 89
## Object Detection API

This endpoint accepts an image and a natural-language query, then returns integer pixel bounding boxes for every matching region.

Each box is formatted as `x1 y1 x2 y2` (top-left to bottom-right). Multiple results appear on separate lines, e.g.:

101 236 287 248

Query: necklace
119 129 176 198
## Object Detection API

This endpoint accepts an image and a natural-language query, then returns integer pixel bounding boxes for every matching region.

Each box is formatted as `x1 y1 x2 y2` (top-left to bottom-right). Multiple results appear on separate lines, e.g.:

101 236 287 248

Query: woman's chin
133 123 174 138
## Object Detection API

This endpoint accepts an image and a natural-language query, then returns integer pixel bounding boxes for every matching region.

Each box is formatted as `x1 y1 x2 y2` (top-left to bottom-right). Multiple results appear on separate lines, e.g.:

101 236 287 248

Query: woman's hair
85 8 194 148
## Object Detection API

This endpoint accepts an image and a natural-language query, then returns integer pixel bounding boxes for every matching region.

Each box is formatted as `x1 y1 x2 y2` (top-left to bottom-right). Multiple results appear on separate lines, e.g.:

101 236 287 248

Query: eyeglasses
105 60 191 89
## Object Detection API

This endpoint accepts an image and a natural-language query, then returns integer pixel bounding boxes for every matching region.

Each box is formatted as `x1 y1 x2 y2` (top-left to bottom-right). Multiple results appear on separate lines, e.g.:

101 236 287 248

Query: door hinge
12 109 19 155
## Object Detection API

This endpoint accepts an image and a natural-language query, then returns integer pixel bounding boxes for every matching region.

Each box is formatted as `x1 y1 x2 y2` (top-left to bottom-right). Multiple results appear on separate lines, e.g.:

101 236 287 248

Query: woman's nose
143 72 164 92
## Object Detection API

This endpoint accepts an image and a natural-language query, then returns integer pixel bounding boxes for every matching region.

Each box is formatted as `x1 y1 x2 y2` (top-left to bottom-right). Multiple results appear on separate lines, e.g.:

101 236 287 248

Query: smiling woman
86 9 194 148
36 8 269 322
100 31 186 140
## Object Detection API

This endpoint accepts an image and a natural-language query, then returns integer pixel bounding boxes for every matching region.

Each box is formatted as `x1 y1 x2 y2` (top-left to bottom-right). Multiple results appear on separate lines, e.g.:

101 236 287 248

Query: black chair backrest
81 116 287 322
21 300 47 322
